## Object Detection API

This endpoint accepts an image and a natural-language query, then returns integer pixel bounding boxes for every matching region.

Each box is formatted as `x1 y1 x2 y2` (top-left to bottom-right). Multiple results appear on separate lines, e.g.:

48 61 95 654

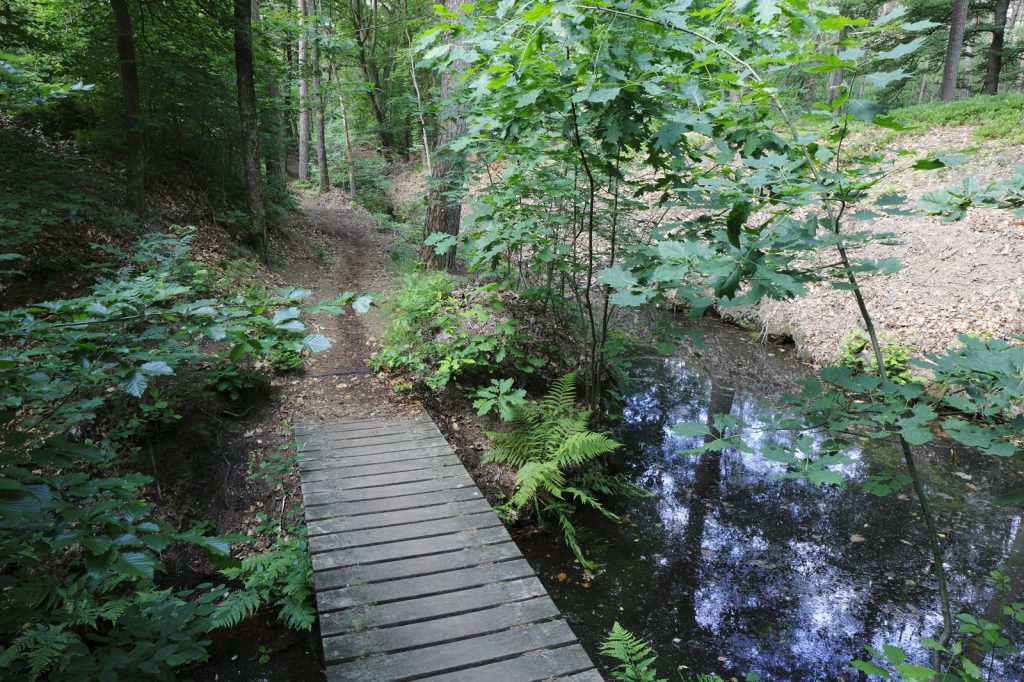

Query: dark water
518 322 1024 681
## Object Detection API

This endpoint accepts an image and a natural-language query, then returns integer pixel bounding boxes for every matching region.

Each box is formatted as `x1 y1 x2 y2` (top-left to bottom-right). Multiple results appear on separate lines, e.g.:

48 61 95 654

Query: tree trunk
419 0 466 271
234 0 268 260
296 0 310 182
406 26 432 174
255 0 287 198
328 63 356 198
308 0 328 192
825 27 850 107
983 0 1011 94
940 0 970 102
109 0 145 215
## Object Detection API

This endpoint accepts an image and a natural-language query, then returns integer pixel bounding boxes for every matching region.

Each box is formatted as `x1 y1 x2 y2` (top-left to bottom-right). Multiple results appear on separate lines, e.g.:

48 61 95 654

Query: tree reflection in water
518 324 1024 681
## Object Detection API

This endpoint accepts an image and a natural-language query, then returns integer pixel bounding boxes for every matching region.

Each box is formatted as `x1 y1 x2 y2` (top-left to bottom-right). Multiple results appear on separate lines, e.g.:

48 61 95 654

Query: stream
518 320 1024 681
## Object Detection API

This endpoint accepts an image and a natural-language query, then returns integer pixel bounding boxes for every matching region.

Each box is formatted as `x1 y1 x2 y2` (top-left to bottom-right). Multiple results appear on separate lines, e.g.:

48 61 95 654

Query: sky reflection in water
518 340 1023 682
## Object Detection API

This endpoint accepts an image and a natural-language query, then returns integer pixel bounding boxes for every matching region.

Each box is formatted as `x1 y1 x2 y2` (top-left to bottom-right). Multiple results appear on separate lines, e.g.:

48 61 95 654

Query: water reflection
518 325 1024 681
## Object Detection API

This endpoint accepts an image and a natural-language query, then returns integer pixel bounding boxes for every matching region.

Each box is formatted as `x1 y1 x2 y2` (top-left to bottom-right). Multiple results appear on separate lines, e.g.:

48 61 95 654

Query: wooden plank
298 415 432 436
309 511 500 554
299 423 440 445
302 472 474 507
301 453 461 483
325 619 579 682
314 541 523 589
298 443 451 471
552 670 607 681
301 463 466 494
311 523 511 568
322 597 561 662
299 435 449 459
304 487 484 521
317 558 535 611
307 497 493 537
317 577 548 635
415 645 598 682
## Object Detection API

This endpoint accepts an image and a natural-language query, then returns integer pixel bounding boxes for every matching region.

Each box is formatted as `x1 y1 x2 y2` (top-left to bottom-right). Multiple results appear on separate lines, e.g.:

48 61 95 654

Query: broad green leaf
600 265 638 289
864 69 912 88
672 422 710 437
140 361 173 376
301 334 332 353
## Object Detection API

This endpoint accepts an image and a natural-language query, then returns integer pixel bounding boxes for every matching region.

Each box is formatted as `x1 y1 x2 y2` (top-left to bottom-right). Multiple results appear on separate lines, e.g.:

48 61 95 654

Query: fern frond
541 372 578 417
599 622 666 682
563 486 620 522
510 461 564 509
209 589 260 630
551 431 620 469
552 504 595 570
277 598 315 631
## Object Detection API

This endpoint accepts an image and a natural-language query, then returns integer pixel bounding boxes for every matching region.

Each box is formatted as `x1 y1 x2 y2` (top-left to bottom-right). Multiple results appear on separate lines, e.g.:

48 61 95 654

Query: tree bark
309 0 329 192
109 0 145 215
983 0 1011 94
940 0 970 102
254 0 287 198
234 0 268 260
419 0 466 271
825 27 850 107
296 0 310 182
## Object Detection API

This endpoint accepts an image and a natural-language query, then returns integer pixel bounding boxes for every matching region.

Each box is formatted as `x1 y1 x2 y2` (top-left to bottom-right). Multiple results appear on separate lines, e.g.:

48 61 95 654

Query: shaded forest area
2 0 1024 680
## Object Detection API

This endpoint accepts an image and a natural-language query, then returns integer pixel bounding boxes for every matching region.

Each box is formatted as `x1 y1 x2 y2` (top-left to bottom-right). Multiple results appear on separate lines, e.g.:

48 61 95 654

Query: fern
484 373 647 568
209 589 261 630
600 622 666 682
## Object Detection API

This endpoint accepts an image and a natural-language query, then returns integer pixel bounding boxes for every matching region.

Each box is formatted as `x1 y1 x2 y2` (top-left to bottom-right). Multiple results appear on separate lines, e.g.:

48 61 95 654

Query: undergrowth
484 373 647 569
891 94 1024 143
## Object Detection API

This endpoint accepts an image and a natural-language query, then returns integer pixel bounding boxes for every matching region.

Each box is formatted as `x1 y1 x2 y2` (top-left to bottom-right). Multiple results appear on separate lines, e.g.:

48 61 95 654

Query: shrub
890 94 1024 144
484 373 647 569
372 273 539 390
0 230 346 679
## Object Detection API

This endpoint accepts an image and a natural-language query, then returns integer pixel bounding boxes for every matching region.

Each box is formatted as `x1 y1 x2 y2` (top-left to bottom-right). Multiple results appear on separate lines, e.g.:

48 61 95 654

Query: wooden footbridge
295 413 603 681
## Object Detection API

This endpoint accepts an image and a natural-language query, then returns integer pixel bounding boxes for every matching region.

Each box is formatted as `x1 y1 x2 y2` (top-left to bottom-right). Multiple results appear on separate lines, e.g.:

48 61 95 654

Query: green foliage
220 512 315 632
853 570 1024 681
919 167 1024 220
599 622 666 682
891 95 1024 143
0 230 353 679
484 373 646 568
372 273 537 390
837 329 917 384
270 347 306 373
468 377 527 420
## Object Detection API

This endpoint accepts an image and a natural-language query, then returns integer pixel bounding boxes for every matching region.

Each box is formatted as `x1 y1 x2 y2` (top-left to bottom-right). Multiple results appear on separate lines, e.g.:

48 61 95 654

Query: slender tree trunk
825 27 849 107
109 0 145 215
940 0 970 102
406 26 432 174
296 0 310 182
918 68 930 104
308 0 328 192
340 92 356 198
234 0 268 260
984 0 1011 94
419 0 466 270
328 63 357 197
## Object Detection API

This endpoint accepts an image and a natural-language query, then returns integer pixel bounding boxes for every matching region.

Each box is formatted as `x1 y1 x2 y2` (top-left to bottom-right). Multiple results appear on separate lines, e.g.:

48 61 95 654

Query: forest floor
726 124 1024 364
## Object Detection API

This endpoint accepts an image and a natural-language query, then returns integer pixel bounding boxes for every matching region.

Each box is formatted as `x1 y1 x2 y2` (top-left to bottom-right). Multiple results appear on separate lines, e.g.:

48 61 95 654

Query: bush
484 373 647 569
891 94 1024 143
372 272 540 390
0 230 340 679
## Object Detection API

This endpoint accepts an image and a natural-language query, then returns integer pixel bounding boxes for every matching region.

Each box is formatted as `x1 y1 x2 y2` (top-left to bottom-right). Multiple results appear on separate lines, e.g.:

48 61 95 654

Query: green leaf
875 37 925 61
849 99 882 123
301 334 332 353
120 372 148 397
864 69 912 88
672 422 710 437
753 0 780 24
726 201 753 249
851 660 892 678
140 361 173 376
352 295 373 314
600 265 637 289
116 550 157 579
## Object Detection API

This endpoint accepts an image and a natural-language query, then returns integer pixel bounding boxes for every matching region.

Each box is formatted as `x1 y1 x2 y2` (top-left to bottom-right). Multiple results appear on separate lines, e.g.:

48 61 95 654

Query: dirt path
269 189 422 424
